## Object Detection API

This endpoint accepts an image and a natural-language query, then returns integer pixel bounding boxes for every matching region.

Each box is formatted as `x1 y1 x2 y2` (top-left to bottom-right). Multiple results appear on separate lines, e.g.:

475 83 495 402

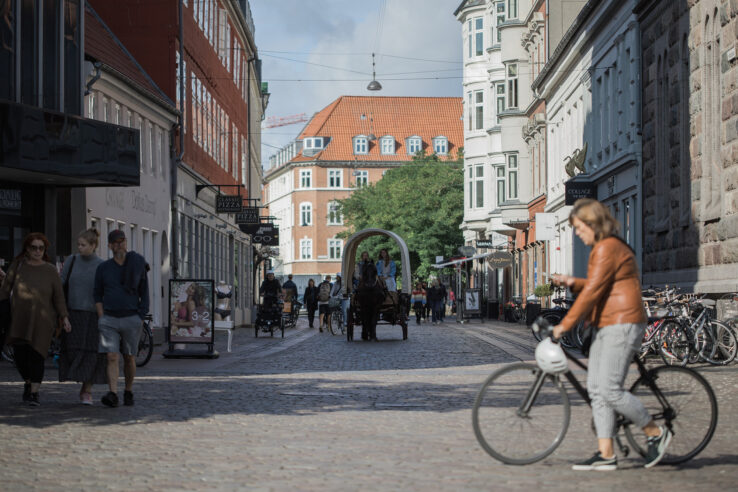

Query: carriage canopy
340 228 412 295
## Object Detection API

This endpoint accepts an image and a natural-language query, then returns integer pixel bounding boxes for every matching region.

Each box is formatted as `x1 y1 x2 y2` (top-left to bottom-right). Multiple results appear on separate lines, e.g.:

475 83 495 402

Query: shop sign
215 195 242 213
564 180 596 205
0 189 22 211
487 252 513 268
251 223 279 246
458 246 476 256
476 240 493 248
235 207 259 224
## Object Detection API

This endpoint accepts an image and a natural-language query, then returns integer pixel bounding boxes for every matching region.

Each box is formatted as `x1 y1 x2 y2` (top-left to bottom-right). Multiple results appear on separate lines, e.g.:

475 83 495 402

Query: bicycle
472 318 718 465
136 314 154 367
329 304 345 336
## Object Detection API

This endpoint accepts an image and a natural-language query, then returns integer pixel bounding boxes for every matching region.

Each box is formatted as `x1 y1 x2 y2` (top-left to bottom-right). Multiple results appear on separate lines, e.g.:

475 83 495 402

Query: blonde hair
569 199 620 242
78 228 100 249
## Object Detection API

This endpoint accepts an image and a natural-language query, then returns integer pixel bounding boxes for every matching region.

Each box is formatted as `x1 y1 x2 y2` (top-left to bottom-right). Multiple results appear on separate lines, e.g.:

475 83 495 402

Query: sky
249 0 463 169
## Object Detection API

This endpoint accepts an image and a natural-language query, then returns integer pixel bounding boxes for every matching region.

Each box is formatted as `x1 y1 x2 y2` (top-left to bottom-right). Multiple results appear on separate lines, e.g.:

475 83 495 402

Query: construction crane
263 113 309 129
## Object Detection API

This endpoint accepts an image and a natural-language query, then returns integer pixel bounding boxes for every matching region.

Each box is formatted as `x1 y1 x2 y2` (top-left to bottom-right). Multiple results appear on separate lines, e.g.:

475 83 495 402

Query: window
407 136 422 155
433 137 448 155
102 97 109 122
475 165 484 208
114 103 121 125
496 2 505 43
300 239 312 259
468 167 473 208
507 154 518 200
300 203 312 226
380 136 395 154
328 169 342 188
496 167 506 206
507 64 518 108
328 202 343 225
496 83 505 123
355 170 368 186
353 136 368 154
300 170 312 188
473 17 483 56
87 92 96 119
148 123 155 175
328 239 343 260
507 0 518 19
473 90 484 130
304 137 324 149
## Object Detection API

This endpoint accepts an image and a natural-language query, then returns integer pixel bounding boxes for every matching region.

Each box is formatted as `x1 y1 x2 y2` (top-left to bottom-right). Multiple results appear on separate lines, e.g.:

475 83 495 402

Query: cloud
250 0 462 165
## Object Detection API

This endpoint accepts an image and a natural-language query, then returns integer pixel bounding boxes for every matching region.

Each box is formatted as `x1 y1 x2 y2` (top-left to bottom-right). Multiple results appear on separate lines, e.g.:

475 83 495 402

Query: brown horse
356 262 385 340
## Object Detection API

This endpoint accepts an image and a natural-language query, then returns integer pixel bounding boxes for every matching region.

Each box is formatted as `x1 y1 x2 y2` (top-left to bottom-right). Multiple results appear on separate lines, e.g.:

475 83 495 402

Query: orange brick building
263 96 463 290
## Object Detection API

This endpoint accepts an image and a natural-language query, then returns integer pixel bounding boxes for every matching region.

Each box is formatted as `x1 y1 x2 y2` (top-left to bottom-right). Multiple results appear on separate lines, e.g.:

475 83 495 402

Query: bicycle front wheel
472 363 570 465
135 327 153 367
623 366 717 465
701 321 737 365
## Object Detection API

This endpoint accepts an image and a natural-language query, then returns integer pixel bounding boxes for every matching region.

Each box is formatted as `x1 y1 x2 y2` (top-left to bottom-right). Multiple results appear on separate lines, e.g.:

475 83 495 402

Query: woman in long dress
376 249 397 292
58 229 108 405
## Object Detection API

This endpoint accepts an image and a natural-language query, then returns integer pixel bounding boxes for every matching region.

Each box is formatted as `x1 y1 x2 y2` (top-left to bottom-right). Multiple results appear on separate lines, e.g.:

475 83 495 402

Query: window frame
507 64 518 109
496 166 506 206
300 238 312 260
507 154 518 200
327 202 343 225
474 164 485 208
353 135 368 154
380 136 395 155
406 136 422 155
474 90 484 130
328 238 343 260
355 170 369 187
299 202 313 226
433 136 448 155
496 83 505 123
299 169 312 188
328 169 343 188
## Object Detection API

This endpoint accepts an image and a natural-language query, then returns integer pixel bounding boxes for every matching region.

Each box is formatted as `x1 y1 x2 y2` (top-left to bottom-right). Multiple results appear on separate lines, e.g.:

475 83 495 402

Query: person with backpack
317 275 332 332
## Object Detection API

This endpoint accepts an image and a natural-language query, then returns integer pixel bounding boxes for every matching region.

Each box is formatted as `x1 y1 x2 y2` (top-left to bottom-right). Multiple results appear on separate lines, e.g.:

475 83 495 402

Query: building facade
0 0 139 265
637 0 738 293
89 0 268 324
80 5 178 330
263 96 463 294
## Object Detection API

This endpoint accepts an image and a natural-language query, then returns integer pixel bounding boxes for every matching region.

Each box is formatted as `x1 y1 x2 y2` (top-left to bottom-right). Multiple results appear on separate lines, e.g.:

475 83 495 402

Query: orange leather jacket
560 236 646 331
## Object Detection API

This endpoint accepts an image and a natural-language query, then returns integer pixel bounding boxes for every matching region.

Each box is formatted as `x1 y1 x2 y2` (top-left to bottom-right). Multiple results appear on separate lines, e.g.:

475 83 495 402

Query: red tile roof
84 5 173 107
290 96 463 164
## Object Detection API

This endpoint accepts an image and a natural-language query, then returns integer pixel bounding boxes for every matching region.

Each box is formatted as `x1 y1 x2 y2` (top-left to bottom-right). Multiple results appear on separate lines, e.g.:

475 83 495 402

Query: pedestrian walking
449 289 456 314
0 233 71 406
421 281 431 321
438 281 448 322
282 274 297 302
552 198 671 470
58 228 107 405
427 279 444 324
303 278 319 328
94 229 149 408
377 249 397 292
411 282 426 325
317 275 332 332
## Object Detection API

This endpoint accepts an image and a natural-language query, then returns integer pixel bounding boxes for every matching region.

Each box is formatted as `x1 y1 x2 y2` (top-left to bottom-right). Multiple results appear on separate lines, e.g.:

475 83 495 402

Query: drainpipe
84 62 102 95
246 54 256 309
171 0 185 279
633 24 643 271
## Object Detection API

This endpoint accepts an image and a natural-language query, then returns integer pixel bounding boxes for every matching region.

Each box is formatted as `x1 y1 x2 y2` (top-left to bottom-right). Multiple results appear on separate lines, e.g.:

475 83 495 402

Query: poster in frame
464 288 481 314
168 279 215 345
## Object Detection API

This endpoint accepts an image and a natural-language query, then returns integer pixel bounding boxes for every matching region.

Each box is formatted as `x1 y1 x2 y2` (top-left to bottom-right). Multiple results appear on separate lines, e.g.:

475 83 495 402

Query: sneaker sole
572 464 617 471
644 431 673 469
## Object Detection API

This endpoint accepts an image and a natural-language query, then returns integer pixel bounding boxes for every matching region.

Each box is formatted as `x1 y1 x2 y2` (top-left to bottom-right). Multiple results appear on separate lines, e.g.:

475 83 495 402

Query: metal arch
340 228 412 295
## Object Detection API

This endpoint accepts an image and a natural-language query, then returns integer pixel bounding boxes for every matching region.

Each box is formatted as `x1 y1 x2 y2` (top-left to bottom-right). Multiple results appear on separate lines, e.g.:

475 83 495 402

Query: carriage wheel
347 305 354 342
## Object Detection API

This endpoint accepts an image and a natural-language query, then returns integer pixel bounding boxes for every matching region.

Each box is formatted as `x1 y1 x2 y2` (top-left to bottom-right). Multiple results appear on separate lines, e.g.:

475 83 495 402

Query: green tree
338 151 464 280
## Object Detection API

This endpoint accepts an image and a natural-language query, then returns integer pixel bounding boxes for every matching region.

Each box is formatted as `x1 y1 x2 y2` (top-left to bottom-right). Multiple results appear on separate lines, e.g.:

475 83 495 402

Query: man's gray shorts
98 314 142 355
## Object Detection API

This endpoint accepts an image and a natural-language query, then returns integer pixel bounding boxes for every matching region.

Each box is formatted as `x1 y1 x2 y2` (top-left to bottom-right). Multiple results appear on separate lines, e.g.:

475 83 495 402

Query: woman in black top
303 278 319 328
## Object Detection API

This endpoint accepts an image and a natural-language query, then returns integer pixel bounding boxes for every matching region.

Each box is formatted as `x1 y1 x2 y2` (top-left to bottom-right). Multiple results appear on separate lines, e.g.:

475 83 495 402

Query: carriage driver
259 270 282 311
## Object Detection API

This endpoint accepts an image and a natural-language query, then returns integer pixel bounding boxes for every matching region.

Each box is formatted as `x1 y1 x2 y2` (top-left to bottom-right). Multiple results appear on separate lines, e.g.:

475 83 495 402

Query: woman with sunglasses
0 233 70 406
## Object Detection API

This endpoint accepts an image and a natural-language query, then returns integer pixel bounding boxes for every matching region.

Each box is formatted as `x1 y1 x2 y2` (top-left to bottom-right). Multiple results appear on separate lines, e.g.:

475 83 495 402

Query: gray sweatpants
587 323 651 438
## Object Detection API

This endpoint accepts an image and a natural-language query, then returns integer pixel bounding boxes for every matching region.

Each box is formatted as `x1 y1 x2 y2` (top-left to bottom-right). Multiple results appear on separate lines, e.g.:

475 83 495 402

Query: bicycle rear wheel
623 366 717 465
135 327 154 367
701 321 737 365
658 321 690 366
472 363 570 465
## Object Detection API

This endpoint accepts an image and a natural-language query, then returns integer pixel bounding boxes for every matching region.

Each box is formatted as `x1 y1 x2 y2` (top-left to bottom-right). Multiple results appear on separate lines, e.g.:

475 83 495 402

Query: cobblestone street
1 318 737 491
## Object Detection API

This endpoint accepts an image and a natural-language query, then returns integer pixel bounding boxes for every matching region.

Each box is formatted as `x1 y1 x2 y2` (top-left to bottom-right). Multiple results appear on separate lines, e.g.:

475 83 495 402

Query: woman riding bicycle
552 198 671 471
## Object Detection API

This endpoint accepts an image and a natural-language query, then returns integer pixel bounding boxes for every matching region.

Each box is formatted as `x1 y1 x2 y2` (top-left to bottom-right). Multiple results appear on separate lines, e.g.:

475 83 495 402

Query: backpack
318 281 331 302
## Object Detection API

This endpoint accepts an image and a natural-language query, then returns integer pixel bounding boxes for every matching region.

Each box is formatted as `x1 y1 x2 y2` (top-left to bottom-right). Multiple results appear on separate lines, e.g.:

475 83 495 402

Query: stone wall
640 0 738 292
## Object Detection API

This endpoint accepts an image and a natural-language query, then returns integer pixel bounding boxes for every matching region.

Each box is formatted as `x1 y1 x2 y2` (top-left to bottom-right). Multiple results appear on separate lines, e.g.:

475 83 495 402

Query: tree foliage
337 152 464 280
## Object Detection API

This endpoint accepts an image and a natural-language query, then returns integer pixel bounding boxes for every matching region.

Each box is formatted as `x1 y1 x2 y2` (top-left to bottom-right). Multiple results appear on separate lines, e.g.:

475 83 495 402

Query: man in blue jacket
94 229 149 407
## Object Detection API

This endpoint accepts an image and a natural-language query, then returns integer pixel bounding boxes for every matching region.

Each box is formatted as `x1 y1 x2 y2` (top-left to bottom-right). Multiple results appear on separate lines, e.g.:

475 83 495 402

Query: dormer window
380 136 395 155
303 137 324 150
353 135 368 154
433 136 448 155
406 136 422 155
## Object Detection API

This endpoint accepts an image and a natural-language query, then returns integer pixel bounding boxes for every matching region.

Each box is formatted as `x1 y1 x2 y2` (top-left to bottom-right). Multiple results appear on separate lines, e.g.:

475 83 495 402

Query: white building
534 0 643 278
79 8 179 331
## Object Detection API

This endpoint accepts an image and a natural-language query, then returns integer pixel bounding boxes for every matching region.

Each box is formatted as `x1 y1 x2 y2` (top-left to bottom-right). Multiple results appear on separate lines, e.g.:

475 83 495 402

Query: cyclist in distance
552 198 671 471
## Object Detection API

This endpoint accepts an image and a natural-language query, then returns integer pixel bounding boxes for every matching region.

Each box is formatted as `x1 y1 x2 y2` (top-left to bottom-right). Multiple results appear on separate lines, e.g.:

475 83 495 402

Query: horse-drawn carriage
340 228 412 341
